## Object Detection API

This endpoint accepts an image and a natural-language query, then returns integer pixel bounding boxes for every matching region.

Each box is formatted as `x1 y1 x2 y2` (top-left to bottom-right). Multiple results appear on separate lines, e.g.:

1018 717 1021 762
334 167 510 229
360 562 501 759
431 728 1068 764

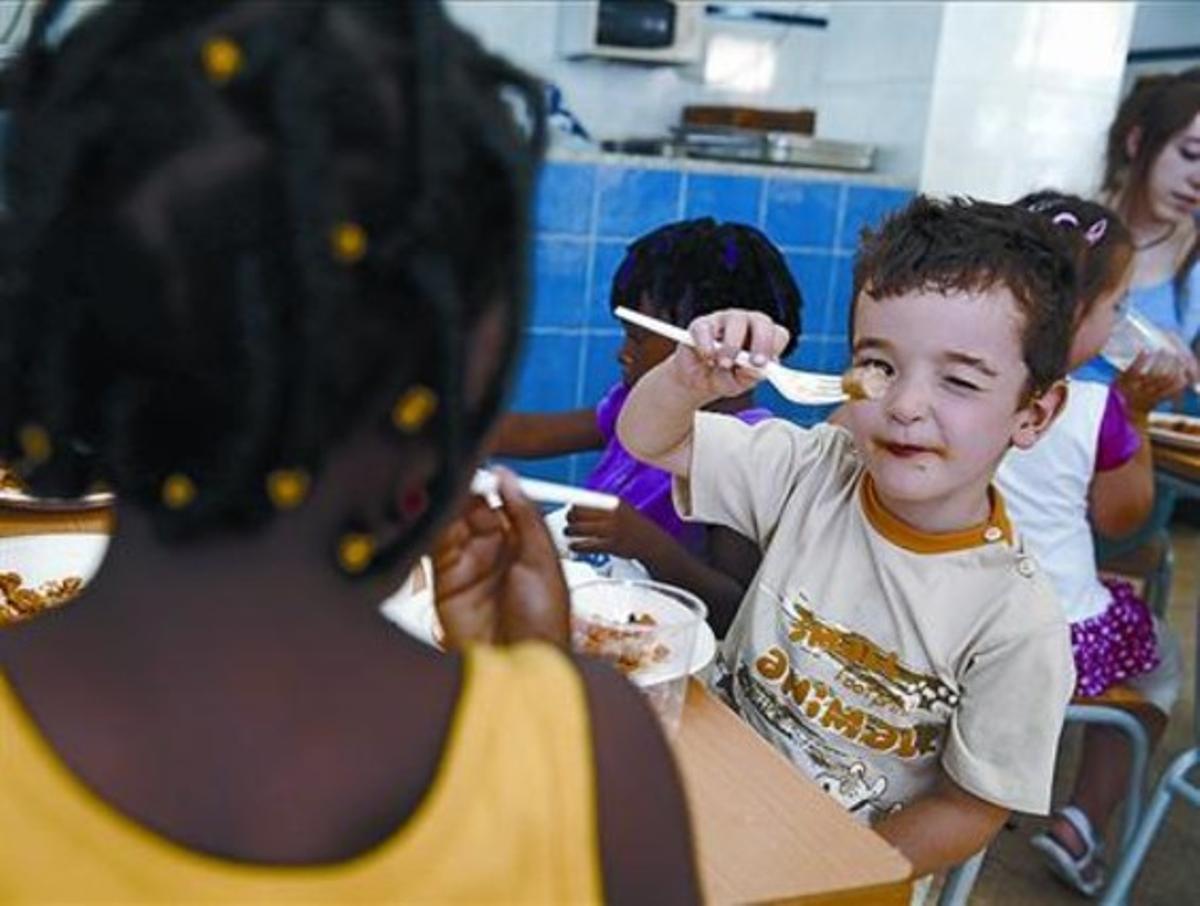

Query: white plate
378 556 716 675
1149 413 1200 452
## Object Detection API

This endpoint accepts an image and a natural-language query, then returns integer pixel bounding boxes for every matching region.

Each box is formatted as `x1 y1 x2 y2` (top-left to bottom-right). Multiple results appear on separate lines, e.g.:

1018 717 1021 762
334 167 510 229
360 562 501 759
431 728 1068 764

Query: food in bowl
572 611 669 676
0 572 84 625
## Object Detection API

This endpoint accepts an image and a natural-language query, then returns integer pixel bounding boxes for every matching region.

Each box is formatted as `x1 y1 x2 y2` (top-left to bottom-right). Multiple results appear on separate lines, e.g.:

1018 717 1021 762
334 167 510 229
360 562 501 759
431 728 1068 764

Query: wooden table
1151 441 1200 494
674 681 912 905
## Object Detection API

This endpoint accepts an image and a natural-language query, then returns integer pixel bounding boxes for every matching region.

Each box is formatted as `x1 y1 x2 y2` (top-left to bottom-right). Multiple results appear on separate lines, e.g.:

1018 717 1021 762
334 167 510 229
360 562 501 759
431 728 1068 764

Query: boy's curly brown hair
851 196 1077 395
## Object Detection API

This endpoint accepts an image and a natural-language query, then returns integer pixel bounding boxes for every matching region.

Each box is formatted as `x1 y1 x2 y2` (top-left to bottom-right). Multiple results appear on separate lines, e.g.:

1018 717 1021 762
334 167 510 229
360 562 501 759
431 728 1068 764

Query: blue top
1074 255 1199 414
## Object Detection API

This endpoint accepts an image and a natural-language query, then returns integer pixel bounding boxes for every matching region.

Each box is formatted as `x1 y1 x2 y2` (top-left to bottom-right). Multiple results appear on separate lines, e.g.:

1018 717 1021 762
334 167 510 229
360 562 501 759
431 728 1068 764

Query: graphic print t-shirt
675 415 1074 821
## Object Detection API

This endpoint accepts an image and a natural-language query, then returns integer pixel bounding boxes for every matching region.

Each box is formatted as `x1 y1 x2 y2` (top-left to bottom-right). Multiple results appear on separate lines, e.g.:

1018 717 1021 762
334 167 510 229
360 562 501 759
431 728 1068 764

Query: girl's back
0 2 698 900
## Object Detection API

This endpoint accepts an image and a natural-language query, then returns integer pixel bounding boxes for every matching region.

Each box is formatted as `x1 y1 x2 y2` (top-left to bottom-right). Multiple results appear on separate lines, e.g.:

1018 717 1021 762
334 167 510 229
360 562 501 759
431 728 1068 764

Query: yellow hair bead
266 468 310 510
330 221 368 264
336 532 375 575
391 385 439 434
17 423 52 465
162 473 197 510
201 36 243 85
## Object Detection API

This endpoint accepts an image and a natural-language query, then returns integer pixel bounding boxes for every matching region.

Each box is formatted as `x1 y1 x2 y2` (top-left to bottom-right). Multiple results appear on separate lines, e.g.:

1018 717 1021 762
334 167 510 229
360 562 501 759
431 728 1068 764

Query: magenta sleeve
1094 387 1141 472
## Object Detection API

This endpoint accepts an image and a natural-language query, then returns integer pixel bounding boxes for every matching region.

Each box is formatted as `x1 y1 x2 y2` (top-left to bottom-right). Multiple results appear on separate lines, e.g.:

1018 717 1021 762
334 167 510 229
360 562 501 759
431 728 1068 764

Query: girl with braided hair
493 217 803 634
0 2 698 901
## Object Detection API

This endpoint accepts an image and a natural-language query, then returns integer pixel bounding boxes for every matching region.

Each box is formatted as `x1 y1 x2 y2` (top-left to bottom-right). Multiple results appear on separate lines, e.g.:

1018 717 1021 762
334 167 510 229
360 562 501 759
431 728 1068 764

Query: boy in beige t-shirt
617 197 1078 876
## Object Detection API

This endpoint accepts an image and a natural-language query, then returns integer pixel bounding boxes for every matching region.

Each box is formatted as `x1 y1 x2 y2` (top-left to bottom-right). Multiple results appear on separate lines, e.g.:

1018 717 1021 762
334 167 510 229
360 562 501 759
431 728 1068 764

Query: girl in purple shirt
494 218 802 632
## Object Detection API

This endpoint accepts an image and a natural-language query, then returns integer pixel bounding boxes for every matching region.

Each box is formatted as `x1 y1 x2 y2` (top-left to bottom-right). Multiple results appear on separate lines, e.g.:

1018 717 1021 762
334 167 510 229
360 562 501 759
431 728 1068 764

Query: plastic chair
937 849 987 906
1099 747 1199 906
1097 577 1200 906
1062 694 1152 855
1051 529 1177 861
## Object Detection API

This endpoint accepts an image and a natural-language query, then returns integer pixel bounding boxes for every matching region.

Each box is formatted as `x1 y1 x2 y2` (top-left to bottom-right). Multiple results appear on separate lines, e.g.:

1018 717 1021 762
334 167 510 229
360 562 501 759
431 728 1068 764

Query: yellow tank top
0 643 604 903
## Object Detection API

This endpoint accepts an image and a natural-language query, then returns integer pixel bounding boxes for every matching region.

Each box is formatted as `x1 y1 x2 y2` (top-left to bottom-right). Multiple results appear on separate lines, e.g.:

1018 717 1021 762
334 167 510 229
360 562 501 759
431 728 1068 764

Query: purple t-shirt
585 382 773 553
1095 386 1141 473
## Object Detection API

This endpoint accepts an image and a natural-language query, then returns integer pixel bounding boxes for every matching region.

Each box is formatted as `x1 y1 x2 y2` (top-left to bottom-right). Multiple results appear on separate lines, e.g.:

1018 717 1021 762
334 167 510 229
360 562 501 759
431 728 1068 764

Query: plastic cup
570 578 706 736
1101 311 1175 371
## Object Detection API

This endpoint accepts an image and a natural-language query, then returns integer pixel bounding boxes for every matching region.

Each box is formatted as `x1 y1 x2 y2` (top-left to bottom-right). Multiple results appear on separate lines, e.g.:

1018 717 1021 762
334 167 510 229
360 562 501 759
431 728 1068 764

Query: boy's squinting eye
943 373 982 392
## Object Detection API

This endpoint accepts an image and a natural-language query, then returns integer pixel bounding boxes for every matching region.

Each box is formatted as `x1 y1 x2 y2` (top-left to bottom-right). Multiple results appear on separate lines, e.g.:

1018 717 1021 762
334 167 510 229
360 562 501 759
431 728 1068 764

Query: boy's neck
869 475 995 538
703 390 755 415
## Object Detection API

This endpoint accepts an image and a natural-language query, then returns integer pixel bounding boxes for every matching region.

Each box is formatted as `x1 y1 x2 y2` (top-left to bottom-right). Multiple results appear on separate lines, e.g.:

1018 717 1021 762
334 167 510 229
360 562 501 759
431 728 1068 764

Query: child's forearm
617 356 715 478
488 410 603 459
873 781 1008 878
1089 409 1155 538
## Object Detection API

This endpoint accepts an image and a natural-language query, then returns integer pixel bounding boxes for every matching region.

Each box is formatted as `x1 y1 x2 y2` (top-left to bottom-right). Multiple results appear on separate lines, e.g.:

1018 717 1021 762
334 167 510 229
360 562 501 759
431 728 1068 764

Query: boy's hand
432 468 570 649
563 501 669 562
1117 348 1190 415
669 309 791 401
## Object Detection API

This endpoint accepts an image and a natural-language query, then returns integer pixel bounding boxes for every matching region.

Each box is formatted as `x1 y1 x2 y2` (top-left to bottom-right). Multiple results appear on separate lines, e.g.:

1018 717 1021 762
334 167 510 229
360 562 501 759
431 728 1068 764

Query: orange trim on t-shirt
859 474 1014 554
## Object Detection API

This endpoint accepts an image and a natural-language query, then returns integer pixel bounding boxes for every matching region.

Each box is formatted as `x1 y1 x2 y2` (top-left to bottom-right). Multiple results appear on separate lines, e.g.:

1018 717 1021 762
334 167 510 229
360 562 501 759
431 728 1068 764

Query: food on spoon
842 364 891 401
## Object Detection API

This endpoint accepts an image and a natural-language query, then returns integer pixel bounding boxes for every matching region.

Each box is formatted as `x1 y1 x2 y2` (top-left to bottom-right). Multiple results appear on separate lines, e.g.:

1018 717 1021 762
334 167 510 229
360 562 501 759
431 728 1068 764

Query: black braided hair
0 0 544 553
609 217 802 355
1016 190 1133 320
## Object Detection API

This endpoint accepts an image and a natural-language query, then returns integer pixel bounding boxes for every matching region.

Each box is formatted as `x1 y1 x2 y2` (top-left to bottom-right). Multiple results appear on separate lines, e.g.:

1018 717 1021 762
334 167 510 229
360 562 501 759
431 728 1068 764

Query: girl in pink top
1000 193 1190 896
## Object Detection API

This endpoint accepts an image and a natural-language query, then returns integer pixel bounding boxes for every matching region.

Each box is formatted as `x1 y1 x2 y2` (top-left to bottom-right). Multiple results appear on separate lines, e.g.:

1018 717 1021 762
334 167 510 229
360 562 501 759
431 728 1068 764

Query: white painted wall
816 2 944 185
919 1 1136 200
442 1 828 142
445 0 1173 198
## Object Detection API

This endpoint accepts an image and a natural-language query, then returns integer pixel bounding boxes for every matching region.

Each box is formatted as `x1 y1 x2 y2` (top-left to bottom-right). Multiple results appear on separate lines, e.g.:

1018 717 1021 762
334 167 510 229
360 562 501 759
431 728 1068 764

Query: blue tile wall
684 173 762 224
588 241 627 328
596 166 682 239
531 239 590 329
839 186 914 250
764 180 841 248
784 251 835 326
535 162 596 235
510 160 913 481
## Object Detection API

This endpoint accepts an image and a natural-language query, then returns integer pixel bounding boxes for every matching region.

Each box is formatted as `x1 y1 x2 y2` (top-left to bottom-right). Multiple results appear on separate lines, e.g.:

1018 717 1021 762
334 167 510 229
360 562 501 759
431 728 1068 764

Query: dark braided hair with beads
609 217 802 355
0 0 544 567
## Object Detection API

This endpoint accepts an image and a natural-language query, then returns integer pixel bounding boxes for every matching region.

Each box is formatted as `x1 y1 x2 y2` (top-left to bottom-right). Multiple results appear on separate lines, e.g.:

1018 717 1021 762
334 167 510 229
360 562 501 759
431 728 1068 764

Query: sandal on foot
1030 805 1106 897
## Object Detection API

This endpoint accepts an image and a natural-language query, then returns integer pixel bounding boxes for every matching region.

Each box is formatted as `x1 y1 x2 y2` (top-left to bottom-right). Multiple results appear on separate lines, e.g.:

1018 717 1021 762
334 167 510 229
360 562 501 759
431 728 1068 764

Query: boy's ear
1011 380 1068 450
